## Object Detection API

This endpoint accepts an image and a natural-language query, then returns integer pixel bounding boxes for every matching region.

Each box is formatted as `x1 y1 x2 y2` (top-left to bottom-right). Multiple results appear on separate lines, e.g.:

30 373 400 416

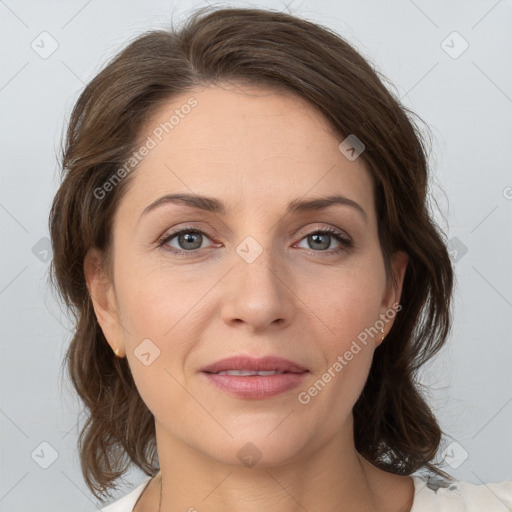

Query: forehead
119 83 375 222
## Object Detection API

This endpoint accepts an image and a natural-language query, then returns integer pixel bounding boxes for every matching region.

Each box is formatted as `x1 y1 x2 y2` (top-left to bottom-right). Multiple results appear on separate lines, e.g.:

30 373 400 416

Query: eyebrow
139 192 367 223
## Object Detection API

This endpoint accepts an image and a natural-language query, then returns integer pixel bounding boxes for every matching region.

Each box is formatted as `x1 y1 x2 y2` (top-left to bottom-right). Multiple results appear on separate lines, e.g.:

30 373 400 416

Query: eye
157 226 352 256
295 227 352 253
157 228 216 254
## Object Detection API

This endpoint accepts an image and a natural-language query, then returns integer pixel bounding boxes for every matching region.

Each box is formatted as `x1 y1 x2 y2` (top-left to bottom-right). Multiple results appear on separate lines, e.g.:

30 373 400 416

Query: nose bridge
221 232 294 330
237 236 280 291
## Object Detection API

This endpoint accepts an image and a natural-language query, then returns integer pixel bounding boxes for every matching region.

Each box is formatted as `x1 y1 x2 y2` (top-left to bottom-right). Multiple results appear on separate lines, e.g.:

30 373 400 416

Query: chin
201 425 312 469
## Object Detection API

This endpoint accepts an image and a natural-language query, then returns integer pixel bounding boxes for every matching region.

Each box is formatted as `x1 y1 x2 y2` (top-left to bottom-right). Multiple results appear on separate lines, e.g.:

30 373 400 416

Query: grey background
1 0 511 510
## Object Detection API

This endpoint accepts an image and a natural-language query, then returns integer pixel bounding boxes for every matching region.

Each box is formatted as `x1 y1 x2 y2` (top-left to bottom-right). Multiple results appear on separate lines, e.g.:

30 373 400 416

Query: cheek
317 267 386 348
114 260 216 388
302 263 384 403
114 258 202 341
299 282 380 425
117 273 197 420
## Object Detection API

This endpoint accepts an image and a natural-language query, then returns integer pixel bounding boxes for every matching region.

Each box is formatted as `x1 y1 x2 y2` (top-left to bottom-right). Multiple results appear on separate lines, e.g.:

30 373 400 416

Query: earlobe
83 248 125 357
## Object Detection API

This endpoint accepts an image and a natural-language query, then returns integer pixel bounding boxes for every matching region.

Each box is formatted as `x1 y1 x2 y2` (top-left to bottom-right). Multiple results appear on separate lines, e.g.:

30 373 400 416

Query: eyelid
294 223 352 243
154 220 214 240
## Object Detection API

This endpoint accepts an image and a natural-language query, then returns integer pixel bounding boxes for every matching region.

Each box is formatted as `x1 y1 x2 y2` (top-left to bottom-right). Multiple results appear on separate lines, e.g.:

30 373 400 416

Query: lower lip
201 371 309 399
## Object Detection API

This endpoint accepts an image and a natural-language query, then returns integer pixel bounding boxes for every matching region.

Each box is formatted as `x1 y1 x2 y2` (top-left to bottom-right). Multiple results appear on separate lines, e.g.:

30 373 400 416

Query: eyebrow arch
139 192 367 223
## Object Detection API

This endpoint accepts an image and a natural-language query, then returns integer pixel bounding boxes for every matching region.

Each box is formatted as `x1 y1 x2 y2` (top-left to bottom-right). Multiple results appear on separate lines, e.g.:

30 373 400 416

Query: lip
200 355 309 399
200 355 308 374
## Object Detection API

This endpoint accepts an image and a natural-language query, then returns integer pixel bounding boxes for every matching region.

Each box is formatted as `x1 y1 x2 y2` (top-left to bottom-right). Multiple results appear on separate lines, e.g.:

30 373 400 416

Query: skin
85 82 413 512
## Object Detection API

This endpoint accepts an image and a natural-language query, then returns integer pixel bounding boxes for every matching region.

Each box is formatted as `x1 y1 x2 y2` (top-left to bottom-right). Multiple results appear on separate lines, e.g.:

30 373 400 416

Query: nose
220 243 295 333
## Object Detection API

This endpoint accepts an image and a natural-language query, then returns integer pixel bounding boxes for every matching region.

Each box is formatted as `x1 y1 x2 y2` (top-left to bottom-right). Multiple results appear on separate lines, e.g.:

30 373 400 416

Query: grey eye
165 230 211 251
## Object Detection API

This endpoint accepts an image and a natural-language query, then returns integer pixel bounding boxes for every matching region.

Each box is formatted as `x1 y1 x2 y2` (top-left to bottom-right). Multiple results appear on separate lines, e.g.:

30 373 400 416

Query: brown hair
49 5 455 501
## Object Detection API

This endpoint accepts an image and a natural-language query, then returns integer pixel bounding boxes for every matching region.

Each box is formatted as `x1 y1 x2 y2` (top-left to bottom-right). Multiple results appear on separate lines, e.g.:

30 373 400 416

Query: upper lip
201 355 309 374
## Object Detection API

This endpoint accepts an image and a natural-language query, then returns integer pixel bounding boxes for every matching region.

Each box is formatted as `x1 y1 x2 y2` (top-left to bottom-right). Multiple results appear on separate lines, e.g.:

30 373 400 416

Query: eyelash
156 226 353 258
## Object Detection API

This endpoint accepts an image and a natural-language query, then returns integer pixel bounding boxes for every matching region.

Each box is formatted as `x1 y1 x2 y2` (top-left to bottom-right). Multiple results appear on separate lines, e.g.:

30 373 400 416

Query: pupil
310 233 329 250
180 232 201 249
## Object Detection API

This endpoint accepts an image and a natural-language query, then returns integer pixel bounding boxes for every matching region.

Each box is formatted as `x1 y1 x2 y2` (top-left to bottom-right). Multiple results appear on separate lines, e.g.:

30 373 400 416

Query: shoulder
411 474 512 512
100 478 152 512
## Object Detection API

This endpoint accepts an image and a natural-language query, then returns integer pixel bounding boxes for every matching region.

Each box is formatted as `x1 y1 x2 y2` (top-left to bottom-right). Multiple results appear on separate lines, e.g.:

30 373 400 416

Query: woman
48 6 511 512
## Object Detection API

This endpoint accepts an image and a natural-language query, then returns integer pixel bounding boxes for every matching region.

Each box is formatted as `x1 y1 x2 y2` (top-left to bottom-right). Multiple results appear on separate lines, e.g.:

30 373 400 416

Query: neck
154 424 386 512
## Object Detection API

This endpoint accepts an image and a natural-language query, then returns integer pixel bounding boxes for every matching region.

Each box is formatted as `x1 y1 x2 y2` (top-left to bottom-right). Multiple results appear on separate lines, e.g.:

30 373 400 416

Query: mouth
200 355 309 399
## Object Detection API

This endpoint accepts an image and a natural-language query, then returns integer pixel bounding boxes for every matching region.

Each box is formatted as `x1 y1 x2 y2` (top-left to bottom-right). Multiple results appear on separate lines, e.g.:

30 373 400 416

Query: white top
100 474 512 512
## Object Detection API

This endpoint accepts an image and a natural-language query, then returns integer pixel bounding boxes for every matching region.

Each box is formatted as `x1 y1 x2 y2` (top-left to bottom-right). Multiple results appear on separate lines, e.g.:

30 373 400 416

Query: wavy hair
49 5 455 501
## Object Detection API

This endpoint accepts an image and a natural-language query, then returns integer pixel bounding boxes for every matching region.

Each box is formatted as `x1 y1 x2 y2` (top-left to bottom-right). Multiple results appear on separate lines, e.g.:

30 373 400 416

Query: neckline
409 475 438 511
131 472 159 511
127 473 432 511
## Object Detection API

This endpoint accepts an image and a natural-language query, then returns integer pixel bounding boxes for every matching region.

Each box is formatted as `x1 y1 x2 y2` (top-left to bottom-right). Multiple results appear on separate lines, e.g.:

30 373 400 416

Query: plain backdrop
0 0 511 510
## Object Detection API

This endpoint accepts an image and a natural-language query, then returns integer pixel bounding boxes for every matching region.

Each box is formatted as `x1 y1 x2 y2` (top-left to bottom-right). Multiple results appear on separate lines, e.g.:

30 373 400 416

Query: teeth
216 370 284 376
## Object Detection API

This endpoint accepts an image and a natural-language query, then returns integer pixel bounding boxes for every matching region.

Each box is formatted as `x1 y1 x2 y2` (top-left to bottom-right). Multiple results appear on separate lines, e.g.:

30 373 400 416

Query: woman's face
87 82 407 467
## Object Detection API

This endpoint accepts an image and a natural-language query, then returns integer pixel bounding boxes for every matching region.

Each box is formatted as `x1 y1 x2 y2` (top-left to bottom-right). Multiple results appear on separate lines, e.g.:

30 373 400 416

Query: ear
379 250 408 339
83 248 125 357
